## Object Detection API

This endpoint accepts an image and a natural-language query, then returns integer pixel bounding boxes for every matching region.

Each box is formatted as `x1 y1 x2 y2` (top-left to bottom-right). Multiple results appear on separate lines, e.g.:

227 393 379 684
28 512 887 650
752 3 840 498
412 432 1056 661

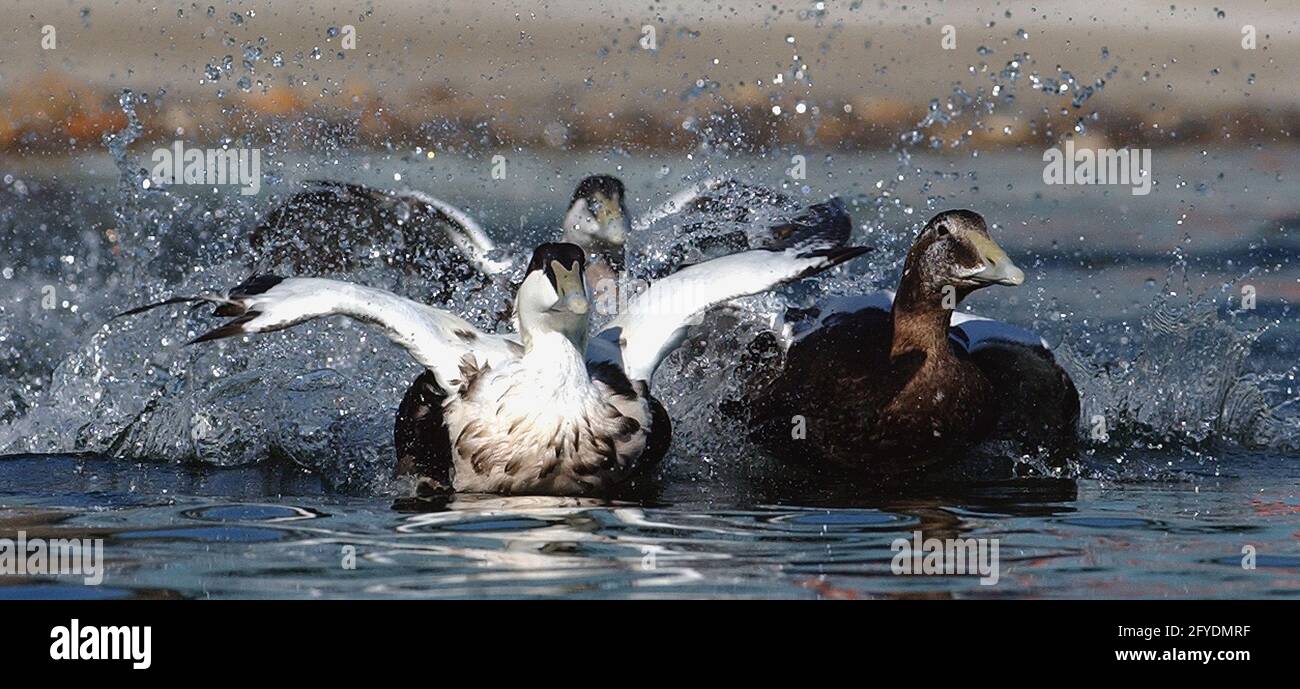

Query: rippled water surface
2 453 1297 598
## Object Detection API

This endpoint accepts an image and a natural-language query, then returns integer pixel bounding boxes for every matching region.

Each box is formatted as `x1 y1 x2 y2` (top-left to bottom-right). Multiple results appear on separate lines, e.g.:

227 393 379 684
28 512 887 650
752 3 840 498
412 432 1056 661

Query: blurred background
2 0 1298 154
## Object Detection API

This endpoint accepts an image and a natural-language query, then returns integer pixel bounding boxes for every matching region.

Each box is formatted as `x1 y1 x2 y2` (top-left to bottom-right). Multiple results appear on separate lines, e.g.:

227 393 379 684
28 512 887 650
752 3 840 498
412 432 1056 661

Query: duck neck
521 330 590 389
521 322 587 357
890 271 954 359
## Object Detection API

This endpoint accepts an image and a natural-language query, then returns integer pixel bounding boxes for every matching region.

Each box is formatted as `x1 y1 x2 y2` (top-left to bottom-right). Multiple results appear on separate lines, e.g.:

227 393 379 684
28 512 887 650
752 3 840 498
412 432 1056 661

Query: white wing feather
208 278 520 389
630 176 730 233
396 190 514 275
590 247 864 381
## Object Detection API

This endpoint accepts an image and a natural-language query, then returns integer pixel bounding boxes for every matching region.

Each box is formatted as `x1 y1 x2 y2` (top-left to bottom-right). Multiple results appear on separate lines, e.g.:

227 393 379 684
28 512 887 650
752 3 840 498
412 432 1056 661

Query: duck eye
935 223 950 237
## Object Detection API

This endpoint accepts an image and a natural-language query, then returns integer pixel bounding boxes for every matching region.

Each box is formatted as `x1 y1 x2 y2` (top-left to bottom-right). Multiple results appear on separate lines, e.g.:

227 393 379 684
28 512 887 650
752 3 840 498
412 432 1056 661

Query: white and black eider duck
123 209 869 496
739 209 1079 475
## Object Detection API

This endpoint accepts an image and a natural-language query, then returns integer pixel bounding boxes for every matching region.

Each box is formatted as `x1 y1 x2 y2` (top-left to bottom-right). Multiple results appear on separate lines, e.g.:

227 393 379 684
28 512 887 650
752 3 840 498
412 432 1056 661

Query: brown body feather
744 209 1078 475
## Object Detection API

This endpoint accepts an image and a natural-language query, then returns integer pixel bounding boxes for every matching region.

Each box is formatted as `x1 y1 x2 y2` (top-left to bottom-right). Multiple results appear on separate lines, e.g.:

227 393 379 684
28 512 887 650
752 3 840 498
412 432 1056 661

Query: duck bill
550 259 590 315
967 233 1025 286
595 200 631 247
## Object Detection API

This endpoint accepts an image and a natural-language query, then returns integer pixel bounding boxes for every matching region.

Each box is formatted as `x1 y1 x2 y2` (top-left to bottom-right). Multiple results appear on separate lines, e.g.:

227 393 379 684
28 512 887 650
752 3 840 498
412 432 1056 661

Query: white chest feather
442 334 653 495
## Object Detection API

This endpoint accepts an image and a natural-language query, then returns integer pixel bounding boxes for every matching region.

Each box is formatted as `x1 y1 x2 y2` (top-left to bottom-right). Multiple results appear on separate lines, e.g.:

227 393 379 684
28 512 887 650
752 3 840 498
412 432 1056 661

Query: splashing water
1064 264 1300 469
2 31 1299 498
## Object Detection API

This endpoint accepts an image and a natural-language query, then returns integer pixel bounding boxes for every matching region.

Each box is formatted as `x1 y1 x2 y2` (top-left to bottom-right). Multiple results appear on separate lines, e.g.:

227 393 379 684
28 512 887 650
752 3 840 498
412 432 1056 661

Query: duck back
746 307 998 473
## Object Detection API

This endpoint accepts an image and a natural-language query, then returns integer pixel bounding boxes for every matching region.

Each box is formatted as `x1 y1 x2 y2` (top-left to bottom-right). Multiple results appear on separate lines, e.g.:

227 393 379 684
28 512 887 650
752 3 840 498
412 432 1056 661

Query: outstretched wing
591 199 870 382
118 275 522 390
633 178 856 279
248 180 513 278
632 177 794 233
392 188 514 275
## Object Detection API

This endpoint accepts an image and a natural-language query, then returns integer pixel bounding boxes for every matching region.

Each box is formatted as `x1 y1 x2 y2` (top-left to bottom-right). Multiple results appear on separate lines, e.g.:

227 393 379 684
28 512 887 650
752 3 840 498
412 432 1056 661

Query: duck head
516 242 590 351
561 175 632 259
899 209 1024 308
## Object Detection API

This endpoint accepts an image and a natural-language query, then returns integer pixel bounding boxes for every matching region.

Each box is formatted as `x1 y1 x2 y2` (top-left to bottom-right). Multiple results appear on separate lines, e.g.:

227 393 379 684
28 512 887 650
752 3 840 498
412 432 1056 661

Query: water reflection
0 454 1296 598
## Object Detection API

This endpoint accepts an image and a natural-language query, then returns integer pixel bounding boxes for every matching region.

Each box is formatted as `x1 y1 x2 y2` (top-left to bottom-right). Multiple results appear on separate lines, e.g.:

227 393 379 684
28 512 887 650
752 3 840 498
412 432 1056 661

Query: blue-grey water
1 149 1299 598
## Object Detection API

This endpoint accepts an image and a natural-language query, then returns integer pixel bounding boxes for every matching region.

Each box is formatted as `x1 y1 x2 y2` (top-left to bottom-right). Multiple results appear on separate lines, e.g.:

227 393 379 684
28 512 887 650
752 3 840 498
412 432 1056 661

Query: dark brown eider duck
741 209 1079 475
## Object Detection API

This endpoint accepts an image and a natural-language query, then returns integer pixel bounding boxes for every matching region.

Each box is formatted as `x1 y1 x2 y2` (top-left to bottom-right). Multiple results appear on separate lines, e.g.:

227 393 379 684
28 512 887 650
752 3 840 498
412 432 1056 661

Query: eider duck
556 175 633 292
121 207 870 496
739 209 1079 475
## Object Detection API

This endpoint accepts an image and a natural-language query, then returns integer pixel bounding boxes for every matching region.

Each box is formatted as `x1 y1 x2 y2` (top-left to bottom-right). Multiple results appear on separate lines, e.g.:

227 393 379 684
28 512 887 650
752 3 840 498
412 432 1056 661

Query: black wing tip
789 245 872 281
186 312 258 345
110 296 199 321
